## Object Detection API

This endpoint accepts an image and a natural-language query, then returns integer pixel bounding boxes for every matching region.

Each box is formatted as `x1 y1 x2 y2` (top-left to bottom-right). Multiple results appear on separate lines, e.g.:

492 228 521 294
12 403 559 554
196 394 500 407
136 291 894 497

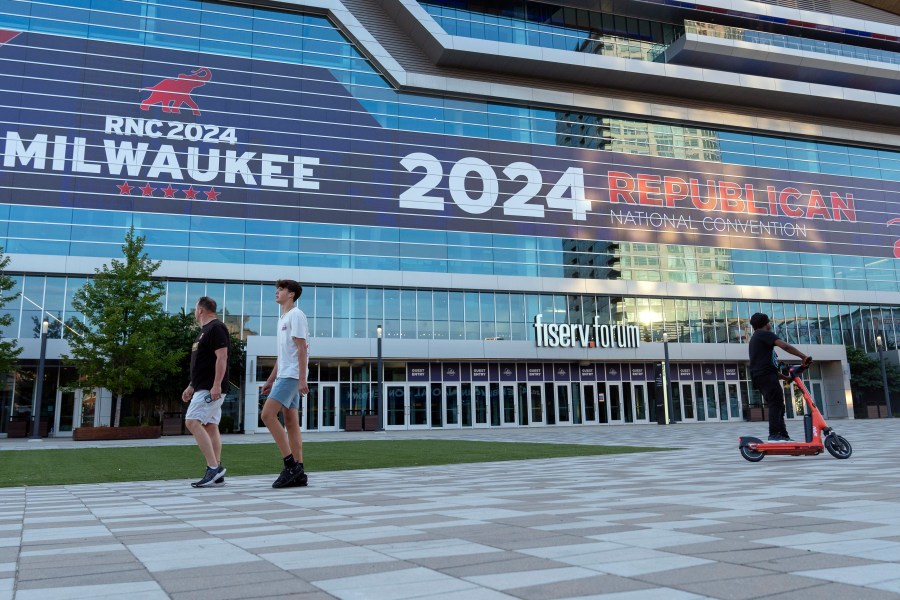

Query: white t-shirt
276 306 309 380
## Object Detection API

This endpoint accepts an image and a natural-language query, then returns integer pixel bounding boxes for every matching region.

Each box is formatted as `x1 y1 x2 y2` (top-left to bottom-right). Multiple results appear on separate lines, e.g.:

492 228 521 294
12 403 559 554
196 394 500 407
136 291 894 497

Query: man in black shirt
748 312 811 442
183 296 230 487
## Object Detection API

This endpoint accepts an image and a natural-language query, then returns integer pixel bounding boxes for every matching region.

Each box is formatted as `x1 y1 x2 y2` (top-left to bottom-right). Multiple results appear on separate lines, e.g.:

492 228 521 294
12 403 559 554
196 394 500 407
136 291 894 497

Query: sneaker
192 465 226 488
285 472 308 488
767 435 790 443
272 463 304 489
212 477 226 488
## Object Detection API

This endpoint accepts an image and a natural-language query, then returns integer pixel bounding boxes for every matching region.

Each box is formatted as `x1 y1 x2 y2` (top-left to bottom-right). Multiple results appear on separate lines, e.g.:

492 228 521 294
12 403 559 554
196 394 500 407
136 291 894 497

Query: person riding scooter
748 313 812 442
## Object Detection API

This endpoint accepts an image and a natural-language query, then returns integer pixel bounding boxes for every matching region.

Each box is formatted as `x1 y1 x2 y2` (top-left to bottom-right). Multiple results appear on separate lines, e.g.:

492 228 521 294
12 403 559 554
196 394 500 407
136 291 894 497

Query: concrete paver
1 419 899 599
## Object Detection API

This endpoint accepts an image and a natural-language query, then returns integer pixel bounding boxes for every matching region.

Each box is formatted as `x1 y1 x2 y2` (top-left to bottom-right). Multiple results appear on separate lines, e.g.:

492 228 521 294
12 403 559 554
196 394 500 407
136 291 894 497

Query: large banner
2 30 899 258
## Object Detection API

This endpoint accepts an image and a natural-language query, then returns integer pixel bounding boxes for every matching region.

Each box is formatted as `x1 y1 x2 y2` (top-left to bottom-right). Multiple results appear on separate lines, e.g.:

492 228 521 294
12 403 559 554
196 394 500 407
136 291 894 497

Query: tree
845 345 900 417
0 247 22 374
130 309 246 425
846 346 900 393
65 227 181 426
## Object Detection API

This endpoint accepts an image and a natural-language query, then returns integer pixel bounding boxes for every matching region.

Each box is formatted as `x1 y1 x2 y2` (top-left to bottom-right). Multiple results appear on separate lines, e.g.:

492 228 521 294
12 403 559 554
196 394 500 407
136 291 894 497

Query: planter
162 414 185 435
7 419 27 438
344 415 363 432
73 426 161 441
363 414 380 431
867 405 886 419
748 407 765 422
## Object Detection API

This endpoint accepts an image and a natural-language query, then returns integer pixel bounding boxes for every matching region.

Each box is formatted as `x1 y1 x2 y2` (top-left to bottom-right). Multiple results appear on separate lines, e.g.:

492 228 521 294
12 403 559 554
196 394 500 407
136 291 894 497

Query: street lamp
661 331 675 425
376 324 384 431
876 335 893 418
30 319 49 441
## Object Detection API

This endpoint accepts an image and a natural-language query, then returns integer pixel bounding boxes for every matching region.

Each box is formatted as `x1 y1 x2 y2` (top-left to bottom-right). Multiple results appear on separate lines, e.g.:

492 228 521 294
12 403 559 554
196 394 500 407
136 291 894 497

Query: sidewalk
2 420 900 599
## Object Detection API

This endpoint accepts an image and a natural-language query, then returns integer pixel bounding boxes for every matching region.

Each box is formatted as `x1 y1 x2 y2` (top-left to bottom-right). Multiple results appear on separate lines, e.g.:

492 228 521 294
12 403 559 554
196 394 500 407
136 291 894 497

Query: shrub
219 415 235 434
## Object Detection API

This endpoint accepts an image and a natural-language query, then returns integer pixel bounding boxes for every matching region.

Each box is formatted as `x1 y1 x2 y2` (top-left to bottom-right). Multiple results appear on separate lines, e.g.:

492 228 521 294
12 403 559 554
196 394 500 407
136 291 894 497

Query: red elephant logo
140 67 212 115
888 219 900 258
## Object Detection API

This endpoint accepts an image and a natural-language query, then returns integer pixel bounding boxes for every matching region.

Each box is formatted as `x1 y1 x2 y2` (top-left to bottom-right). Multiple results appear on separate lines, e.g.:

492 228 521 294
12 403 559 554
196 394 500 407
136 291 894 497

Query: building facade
2 0 900 435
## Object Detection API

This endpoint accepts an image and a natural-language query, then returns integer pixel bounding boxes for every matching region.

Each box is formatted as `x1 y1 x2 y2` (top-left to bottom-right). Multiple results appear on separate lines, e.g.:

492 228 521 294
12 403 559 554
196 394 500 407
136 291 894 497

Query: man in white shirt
260 279 310 488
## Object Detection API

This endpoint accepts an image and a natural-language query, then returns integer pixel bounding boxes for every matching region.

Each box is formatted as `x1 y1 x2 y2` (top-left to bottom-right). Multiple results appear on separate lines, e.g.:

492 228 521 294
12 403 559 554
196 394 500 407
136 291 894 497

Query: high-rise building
2 0 899 435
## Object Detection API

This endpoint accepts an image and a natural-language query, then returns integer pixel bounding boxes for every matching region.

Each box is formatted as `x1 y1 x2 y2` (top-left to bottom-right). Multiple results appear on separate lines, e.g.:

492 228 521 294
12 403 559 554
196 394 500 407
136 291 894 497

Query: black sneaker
285 472 308 487
212 477 226 488
192 465 226 488
272 463 304 488
767 435 790 443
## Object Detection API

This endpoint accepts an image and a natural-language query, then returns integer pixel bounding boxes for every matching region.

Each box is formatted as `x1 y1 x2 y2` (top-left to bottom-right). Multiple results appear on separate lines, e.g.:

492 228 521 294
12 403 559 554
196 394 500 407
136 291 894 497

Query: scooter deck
750 442 823 456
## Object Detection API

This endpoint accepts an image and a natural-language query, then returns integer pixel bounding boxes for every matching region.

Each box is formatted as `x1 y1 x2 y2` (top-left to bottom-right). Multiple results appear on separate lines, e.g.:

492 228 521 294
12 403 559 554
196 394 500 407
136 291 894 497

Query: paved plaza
2 420 900 599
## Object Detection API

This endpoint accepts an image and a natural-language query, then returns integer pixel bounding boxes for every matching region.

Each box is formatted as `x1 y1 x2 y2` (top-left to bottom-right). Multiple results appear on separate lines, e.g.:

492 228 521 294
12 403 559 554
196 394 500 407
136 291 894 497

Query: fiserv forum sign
1 29 899 258
533 315 640 349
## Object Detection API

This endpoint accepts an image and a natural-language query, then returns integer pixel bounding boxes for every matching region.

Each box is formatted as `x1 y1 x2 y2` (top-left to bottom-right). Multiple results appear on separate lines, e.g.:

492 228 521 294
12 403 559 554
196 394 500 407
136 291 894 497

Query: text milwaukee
533 315 641 349
3 128 321 190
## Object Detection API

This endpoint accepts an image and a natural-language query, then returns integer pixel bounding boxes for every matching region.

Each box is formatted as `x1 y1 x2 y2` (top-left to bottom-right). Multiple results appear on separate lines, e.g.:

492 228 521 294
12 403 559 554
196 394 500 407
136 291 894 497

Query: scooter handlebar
788 360 812 378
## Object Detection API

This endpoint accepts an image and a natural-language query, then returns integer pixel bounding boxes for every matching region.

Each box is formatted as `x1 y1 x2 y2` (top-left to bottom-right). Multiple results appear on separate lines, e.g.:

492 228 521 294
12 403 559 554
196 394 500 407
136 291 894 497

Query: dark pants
753 372 788 438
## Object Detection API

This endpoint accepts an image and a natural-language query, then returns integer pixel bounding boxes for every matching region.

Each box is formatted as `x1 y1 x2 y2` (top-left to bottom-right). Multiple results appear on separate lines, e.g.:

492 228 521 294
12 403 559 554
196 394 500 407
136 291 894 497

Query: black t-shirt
748 329 779 377
189 319 230 390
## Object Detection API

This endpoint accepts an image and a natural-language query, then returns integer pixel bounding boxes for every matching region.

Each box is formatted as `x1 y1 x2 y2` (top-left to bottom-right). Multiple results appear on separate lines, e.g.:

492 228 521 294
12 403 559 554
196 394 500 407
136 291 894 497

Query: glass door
679 382 697 422
630 383 649 423
716 382 729 420
473 384 489 427
305 383 320 430
810 381 825 414
318 384 338 431
581 383 597 423
703 382 718 421
727 382 742 420
529 384 544 426
409 385 429 429
461 384 473 427
445 384 461 428
501 384 517 426
386 384 406 430
54 389 79 436
606 382 624 424
555 384 572 425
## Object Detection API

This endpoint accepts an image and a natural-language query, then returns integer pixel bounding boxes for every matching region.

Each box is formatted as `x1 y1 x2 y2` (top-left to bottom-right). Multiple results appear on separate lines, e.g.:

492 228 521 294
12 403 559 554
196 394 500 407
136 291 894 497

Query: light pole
662 331 675 425
30 320 49 441
876 335 893 418
376 324 384 430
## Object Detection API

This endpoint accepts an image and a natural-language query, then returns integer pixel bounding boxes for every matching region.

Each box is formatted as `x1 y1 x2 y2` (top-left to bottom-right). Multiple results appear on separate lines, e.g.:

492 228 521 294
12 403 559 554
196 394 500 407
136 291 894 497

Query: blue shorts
269 377 300 410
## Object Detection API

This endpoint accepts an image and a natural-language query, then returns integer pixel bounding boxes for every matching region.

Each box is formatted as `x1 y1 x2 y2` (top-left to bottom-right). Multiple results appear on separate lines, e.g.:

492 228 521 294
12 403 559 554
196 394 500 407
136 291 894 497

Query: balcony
663 21 900 93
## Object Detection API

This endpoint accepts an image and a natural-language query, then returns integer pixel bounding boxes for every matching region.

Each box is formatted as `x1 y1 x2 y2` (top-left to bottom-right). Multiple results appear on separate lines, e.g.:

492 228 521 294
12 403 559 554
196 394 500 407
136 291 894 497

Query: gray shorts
185 390 224 425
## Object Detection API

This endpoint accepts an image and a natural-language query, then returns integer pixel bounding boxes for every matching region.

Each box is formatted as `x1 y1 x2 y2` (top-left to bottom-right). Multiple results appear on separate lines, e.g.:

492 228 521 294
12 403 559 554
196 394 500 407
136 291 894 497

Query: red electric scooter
739 362 852 462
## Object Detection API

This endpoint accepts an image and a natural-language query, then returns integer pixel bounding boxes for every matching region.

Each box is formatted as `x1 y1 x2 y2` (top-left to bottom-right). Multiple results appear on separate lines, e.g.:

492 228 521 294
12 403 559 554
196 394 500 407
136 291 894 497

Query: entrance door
461 384 473 427
319 384 338 431
703 382 718 421
725 382 741 420
445 384 461 428
810 381 825 414
501 384 517 426
385 384 430 430
386 384 406 430
473 384 490 427
606 382 624 424
305 383 338 431
554 384 572 425
679 382 697 422
630 382 649 423
581 383 597 423
529 384 544 426
54 389 80 436
409 385 429 429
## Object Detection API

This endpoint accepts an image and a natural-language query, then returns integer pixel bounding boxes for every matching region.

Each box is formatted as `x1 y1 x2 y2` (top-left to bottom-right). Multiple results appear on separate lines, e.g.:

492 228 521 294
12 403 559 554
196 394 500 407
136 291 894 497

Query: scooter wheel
825 434 852 459
740 445 765 462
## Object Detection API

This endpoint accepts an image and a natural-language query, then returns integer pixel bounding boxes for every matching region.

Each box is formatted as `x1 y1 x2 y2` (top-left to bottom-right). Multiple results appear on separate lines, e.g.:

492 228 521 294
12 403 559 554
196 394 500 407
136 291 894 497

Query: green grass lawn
0 440 670 487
